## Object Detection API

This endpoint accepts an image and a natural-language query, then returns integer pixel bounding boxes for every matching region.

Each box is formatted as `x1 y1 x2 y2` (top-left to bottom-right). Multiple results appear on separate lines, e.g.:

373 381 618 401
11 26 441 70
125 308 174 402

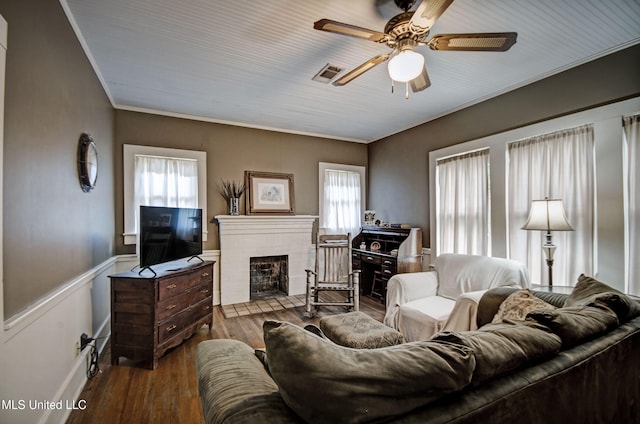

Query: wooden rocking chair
304 233 360 318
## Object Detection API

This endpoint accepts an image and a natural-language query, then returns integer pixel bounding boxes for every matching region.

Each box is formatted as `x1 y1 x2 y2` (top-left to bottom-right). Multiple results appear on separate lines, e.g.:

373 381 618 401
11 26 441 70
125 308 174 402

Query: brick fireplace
215 215 317 305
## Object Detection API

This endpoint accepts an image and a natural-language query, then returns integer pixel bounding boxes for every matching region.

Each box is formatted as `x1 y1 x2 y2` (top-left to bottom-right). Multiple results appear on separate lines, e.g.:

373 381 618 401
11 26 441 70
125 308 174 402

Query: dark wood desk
352 227 422 301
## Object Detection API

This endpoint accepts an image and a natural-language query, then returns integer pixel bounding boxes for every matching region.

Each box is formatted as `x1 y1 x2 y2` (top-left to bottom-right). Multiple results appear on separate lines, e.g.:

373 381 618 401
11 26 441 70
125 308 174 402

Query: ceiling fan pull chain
405 81 410 99
391 79 395 94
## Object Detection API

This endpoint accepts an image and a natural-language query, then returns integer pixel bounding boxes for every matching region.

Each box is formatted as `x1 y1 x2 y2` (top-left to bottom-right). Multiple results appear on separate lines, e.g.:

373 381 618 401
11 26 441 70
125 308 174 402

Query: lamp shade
387 50 424 82
522 198 573 231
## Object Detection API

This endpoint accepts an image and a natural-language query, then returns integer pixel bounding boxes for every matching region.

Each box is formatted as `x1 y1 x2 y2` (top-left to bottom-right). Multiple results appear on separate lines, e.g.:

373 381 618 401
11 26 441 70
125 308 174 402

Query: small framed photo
245 171 295 215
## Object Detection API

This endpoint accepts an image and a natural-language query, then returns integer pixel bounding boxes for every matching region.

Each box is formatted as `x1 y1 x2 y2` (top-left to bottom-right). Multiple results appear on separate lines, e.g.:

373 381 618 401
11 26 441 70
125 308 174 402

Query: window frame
123 144 207 245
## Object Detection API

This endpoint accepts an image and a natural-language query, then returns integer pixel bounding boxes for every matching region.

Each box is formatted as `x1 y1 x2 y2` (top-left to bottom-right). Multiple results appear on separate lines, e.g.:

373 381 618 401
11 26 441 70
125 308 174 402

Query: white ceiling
61 0 640 143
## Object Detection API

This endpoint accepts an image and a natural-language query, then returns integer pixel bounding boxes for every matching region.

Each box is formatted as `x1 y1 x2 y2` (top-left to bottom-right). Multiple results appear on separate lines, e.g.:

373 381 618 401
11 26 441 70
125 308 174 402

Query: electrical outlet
74 340 80 357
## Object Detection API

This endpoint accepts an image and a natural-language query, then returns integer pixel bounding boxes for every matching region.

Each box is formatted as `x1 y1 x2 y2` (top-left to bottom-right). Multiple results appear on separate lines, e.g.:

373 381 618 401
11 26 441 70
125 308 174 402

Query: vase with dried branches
218 179 245 215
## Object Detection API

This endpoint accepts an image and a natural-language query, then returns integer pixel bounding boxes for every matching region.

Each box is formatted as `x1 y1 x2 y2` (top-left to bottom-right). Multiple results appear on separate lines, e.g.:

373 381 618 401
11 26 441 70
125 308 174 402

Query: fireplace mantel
215 215 318 234
215 215 318 305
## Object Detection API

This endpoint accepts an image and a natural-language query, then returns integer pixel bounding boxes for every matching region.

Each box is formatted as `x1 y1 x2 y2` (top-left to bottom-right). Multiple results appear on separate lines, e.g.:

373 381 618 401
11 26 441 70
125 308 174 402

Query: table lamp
522 197 573 286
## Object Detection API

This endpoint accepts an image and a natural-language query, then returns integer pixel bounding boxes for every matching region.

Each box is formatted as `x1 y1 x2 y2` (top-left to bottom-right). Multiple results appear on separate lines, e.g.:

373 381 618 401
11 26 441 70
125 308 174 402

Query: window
123 145 207 245
507 125 595 285
134 155 198 208
319 163 365 236
623 113 639 295
435 149 491 255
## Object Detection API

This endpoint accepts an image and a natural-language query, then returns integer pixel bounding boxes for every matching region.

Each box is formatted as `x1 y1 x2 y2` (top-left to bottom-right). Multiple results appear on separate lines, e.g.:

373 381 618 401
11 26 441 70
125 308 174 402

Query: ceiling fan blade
333 54 390 86
409 0 455 34
410 64 431 92
314 19 388 43
428 32 518 51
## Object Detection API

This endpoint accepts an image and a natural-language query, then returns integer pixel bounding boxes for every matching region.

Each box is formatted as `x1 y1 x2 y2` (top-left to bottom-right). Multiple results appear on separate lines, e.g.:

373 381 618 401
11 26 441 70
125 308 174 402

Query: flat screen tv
139 206 203 269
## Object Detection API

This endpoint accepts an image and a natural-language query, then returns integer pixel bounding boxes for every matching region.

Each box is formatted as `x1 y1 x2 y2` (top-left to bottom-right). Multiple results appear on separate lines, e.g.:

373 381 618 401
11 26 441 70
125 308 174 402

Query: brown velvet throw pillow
263 320 476 424
526 304 619 348
565 274 640 323
433 323 562 385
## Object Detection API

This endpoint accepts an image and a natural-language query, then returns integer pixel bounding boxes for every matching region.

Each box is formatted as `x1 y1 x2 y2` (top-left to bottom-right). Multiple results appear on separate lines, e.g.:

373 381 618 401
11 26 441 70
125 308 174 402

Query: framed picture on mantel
245 171 295 215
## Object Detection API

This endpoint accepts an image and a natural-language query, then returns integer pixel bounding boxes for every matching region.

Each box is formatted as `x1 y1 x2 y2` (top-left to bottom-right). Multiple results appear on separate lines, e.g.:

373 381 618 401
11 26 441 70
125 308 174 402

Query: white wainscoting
0 250 220 424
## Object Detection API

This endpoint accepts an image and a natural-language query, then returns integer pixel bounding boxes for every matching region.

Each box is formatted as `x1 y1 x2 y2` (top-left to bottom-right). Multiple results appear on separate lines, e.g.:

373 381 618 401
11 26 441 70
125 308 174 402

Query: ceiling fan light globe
388 50 424 82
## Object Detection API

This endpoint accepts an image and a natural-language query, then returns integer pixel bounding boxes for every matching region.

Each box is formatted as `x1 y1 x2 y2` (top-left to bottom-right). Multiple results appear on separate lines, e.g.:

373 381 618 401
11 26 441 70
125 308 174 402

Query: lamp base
545 258 554 287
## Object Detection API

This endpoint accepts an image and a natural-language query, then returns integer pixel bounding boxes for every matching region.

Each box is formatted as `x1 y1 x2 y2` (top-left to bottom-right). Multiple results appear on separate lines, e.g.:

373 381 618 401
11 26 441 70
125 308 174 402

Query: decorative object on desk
364 210 376 224
359 242 366 250
370 241 381 252
245 171 295 215
522 197 573 286
218 179 245 215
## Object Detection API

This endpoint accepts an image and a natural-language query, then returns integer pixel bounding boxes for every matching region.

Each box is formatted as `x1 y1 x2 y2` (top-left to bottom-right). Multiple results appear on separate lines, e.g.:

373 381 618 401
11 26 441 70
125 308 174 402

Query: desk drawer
361 254 382 265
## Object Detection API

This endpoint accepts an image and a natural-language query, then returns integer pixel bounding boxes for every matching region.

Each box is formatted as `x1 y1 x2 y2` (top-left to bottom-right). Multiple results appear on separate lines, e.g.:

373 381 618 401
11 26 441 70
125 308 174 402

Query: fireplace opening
250 255 289 301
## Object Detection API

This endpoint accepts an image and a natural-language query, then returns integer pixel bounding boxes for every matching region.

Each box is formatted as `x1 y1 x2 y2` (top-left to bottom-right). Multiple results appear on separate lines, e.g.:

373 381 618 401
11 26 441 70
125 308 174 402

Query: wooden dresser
109 259 214 369
352 227 422 301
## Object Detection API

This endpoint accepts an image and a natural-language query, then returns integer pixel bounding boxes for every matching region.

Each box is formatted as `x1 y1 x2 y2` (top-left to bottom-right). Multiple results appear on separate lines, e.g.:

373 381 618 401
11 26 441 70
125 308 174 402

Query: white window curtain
623 113 640 295
436 149 491 256
508 125 595 285
134 155 198 231
322 169 361 236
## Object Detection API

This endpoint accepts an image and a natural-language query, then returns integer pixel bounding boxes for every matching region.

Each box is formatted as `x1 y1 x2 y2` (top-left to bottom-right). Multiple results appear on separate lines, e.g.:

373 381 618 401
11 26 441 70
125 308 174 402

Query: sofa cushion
432 322 561 385
564 274 640 322
526 304 619 348
263 320 475 424
491 289 557 324
195 340 301 423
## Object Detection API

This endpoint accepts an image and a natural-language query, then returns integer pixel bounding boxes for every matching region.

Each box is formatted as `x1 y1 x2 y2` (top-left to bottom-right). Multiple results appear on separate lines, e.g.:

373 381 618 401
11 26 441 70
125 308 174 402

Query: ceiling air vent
312 63 343 83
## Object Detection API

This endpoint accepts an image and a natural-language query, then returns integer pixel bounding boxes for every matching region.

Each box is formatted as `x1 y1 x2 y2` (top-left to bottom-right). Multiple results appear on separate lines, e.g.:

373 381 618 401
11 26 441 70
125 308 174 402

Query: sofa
196 275 640 423
384 253 530 342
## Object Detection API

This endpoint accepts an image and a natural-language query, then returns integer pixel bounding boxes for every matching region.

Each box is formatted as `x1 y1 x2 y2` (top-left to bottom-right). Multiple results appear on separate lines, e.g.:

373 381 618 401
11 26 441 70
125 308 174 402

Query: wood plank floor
66 296 385 424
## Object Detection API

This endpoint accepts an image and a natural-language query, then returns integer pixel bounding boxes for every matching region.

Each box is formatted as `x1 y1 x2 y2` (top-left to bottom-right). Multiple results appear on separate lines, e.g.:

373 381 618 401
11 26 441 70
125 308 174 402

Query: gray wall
368 45 640 247
1 0 115 318
114 110 368 253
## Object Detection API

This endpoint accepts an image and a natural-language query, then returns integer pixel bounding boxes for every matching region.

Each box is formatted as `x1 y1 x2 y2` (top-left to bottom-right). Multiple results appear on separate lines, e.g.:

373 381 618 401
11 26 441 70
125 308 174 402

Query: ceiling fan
314 0 517 98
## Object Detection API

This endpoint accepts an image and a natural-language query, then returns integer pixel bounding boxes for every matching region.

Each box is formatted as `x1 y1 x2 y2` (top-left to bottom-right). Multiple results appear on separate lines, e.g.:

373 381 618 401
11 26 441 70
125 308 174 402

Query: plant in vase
218 179 245 216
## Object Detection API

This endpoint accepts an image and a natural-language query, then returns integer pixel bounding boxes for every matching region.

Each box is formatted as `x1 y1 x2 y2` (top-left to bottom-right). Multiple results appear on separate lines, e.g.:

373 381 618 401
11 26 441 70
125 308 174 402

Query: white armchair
384 253 530 342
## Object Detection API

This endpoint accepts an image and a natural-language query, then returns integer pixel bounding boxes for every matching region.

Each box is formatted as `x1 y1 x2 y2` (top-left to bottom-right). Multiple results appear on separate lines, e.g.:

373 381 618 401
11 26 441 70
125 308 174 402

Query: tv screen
139 206 203 268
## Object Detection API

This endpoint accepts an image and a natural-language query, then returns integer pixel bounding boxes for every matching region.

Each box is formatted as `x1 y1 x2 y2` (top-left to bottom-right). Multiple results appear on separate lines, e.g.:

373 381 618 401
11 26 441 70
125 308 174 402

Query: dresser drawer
158 308 189 344
157 297 212 344
157 282 212 321
187 296 213 322
158 274 199 301
197 264 213 284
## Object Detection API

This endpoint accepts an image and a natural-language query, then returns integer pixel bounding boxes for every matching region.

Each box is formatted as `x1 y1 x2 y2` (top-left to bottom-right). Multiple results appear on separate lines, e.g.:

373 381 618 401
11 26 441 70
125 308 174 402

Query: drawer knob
384 269 393 274
366 256 374 261
166 324 177 332
166 304 177 310
202 272 209 277
383 260 393 265
201 289 210 295
167 284 177 290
